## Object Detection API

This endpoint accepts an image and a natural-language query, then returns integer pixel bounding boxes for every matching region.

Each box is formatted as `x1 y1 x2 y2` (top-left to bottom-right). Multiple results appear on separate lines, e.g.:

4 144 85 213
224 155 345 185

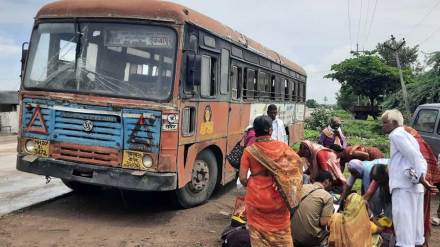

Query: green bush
305 107 334 131
302 109 390 156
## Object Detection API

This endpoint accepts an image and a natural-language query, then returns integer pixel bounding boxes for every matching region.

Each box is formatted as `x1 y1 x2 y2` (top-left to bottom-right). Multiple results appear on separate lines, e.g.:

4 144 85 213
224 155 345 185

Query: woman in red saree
239 116 303 247
404 126 440 247
298 140 346 185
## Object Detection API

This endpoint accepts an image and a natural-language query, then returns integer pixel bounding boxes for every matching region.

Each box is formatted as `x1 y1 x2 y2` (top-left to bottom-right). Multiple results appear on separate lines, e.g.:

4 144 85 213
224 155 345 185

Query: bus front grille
52 142 121 166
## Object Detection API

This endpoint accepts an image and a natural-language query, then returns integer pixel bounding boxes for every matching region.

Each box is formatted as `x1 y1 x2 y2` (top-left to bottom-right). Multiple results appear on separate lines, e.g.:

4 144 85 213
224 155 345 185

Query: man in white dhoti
267 104 288 144
381 109 429 247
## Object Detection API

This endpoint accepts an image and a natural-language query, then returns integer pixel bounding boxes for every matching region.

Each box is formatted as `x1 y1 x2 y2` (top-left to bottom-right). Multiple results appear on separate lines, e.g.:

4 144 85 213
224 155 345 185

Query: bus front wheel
175 150 218 208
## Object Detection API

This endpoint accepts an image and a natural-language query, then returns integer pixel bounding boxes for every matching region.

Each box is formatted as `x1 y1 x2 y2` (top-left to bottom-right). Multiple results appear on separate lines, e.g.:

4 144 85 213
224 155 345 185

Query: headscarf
329 193 374 247
322 126 345 147
347 159 364 176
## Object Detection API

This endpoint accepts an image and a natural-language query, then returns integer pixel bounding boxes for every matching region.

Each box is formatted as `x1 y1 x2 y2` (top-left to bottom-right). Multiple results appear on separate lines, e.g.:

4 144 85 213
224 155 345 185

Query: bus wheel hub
190 160 210 192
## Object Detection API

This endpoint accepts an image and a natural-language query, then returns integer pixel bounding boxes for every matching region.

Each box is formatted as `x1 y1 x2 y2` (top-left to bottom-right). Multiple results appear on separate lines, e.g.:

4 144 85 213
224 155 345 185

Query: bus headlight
143 155 153 168
25 139 35 153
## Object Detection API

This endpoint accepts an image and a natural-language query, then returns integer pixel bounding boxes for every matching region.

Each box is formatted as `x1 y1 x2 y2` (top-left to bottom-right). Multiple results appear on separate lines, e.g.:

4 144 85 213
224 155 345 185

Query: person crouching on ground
329 193 383 247
291 171 335 247
381 109 437 247
239 115 303 247
298 140 346 187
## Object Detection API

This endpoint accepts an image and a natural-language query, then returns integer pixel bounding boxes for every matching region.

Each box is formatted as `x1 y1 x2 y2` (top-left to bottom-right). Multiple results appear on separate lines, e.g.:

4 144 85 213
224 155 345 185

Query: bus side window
258 71 266 100
290 80 295 102
303 82 306 102
284 79 290 101
231 66 239 100
220 49 229 94
270 75 276 100
245 69 255 99
275 77 282 101
201 55 217 97
182 107 196 136
295 81 300 102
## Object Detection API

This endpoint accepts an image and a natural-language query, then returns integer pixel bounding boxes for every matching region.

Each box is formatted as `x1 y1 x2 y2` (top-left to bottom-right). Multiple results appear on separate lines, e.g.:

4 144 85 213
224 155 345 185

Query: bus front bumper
16 155 177 191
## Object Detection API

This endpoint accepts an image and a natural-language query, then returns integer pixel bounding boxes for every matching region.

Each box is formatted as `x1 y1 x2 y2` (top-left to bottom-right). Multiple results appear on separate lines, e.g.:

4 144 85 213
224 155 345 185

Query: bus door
224 62 244 183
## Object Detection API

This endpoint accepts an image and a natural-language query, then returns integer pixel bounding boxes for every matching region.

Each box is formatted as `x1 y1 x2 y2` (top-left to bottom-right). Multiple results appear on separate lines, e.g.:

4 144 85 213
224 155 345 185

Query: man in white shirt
267 104 287 144
381 109 436 247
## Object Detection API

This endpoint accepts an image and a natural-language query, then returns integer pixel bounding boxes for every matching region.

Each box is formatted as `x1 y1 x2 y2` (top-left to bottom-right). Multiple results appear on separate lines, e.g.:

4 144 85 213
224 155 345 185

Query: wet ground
0 135 70 216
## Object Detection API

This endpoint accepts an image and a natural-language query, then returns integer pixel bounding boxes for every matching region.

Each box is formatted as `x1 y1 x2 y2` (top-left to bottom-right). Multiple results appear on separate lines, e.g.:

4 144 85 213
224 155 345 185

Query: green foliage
382 71 440 113
333 109 352 119
325 55 401 107
376 40 419 69
302 109 390 156
306 99 319 108
427 51 440 75
305 107 334 131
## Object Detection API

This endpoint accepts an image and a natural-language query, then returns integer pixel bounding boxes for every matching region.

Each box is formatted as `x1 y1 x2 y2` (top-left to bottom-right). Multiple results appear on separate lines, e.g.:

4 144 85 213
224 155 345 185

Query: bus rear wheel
175 150 218 208
62 179 100 193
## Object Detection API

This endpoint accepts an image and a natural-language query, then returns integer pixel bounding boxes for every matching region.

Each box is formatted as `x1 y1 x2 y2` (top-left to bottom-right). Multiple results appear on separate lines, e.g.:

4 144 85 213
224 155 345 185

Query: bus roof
37 0 306 76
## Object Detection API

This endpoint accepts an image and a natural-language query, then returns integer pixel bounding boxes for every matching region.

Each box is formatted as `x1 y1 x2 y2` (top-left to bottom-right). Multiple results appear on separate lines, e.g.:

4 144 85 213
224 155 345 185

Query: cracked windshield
24 22 176 100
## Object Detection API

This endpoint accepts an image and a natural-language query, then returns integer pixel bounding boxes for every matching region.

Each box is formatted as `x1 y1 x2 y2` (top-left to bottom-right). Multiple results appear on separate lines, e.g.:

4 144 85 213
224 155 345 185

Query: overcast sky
1 0 439 103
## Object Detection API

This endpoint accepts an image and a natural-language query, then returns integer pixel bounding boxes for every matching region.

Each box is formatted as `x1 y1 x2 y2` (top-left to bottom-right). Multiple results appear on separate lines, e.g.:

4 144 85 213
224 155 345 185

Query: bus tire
62 179 100 193
175 150 218 208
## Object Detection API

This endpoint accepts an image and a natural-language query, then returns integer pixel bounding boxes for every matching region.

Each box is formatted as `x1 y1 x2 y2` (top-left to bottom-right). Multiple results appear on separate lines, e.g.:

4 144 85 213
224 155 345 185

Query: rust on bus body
36 0 306 76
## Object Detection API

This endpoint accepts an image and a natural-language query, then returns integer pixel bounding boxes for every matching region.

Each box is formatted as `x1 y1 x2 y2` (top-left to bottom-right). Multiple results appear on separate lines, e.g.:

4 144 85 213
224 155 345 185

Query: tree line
324 39 440 114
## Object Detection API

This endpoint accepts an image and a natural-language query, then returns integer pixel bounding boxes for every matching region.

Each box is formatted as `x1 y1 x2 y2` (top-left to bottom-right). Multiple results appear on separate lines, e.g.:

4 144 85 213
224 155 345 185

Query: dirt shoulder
0 184 238 247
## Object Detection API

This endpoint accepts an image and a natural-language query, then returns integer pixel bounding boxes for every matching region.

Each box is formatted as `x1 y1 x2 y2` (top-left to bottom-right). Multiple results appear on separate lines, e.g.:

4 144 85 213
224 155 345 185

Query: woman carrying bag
239 115 303 247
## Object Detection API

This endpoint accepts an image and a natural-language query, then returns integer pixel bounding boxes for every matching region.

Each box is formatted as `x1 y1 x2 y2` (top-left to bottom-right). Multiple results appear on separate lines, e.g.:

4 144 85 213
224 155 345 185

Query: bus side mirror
20 42 29 79
186 53 201 88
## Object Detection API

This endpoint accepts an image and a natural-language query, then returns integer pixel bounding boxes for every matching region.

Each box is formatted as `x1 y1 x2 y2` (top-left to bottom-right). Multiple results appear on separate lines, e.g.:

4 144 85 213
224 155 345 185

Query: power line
362 0 371 50
347 0 352 49
356 0 363 48
418 26 440 45
364 0 378 49
406 0 440 39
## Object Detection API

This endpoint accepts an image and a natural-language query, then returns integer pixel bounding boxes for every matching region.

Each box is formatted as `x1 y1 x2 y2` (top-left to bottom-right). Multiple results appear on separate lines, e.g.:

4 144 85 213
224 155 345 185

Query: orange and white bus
17 0 307 207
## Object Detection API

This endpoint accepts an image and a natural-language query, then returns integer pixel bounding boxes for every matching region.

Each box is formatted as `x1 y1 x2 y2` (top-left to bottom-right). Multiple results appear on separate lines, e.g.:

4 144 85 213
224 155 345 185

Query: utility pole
384 35 411 116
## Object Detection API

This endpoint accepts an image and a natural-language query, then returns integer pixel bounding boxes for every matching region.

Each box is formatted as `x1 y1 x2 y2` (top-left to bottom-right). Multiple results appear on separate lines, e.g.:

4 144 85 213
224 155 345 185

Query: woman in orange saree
239 116 303 247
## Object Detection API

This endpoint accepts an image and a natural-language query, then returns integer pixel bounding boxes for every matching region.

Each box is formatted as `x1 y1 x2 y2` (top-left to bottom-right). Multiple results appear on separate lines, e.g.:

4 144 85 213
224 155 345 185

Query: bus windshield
24 22 177 101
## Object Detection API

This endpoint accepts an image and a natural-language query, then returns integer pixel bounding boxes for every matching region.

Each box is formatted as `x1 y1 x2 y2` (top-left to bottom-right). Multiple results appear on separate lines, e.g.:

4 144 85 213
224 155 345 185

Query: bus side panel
177 139 227 188
196 102 228 141
159 130 178 172
223 102 243 185
289 122 304 144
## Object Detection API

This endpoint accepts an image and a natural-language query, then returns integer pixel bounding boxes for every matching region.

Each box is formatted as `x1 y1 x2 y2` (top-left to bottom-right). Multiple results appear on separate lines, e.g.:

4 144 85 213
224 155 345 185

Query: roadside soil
0 184 238 247
0 185 440 246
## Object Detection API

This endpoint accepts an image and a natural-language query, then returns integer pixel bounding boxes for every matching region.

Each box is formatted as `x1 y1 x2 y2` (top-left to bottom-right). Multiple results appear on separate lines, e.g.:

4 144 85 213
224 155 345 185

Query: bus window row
198 52 306 103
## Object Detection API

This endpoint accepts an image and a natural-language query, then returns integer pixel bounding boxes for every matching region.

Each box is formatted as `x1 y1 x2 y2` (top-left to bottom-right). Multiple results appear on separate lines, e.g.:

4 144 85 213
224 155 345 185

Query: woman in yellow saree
329 193 382 247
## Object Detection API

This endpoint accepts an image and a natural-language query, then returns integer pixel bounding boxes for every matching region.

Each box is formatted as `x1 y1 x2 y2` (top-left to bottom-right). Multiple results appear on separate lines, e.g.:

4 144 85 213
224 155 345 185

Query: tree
306 99 319 108
336 84 368 111
427 51 440 75
325 55 401 108
376 40 419 69
383 71 440 112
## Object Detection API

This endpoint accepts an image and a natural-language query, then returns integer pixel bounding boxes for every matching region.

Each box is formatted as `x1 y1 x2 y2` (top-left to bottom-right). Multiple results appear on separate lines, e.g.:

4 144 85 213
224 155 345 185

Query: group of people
230 105 440 247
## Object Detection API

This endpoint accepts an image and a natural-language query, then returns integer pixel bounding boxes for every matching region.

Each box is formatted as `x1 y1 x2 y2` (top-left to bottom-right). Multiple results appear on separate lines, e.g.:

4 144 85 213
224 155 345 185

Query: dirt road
0 185 238 247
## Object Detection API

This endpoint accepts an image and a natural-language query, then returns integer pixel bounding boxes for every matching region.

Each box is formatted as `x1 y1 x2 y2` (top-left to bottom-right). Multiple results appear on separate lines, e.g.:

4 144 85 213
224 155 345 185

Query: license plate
34 139 49 157
122 150 145 170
